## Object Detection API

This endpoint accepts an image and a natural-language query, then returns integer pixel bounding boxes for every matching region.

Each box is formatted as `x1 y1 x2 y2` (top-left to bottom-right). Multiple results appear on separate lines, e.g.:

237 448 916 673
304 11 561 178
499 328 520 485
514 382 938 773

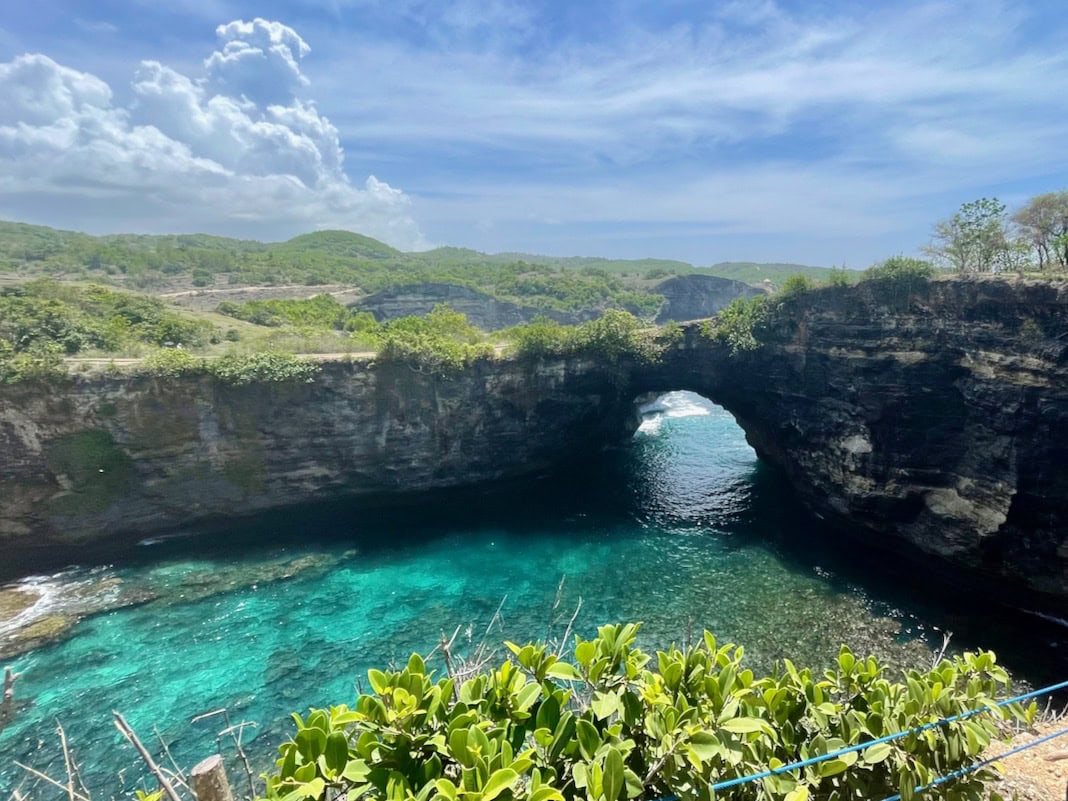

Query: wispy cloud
0 0 1066 264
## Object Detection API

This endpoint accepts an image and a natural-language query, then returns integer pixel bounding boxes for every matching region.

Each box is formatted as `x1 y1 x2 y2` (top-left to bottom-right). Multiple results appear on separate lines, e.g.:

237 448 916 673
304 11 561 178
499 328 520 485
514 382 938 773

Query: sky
1 1 1067 267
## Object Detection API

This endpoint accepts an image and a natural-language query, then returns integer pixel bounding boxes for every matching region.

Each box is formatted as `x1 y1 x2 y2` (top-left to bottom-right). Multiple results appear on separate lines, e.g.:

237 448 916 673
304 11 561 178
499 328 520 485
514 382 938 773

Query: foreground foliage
262 624 1030 801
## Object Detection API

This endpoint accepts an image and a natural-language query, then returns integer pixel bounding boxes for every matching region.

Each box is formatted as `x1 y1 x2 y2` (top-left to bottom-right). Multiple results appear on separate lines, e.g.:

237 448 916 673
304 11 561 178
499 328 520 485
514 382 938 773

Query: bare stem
113 711 184 801
13 763 92 801
0 667 20 735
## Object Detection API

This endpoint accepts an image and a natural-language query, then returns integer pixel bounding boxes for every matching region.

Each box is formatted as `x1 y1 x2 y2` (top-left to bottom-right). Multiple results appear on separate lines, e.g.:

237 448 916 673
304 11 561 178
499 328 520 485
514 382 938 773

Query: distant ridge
0 219 834 288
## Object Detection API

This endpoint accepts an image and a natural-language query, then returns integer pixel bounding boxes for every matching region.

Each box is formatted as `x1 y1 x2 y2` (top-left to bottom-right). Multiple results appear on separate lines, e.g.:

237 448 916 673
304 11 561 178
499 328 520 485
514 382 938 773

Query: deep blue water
0 392 1063 798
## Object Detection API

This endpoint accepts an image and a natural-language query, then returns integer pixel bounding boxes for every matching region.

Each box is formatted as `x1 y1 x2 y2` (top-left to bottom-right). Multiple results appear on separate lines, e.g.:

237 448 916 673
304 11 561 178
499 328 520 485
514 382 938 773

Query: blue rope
649 676 1068 801
877 724 1068 801
705 677 1068 793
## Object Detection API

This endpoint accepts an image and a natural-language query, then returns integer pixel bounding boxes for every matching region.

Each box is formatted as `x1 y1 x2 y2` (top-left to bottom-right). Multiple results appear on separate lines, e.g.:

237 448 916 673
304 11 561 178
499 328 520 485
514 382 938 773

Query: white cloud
0 22 428 249
207 18 311 105
303 0 1068 263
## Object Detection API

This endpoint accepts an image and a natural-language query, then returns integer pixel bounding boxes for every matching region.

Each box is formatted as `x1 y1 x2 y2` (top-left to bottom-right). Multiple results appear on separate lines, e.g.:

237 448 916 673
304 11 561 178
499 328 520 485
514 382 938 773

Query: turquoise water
0 393 1062 798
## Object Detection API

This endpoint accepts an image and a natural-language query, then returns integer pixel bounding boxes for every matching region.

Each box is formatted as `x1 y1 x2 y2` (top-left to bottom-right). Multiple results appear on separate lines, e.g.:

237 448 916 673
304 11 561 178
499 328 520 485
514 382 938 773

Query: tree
927 197 1009 273
1012 190 1068 270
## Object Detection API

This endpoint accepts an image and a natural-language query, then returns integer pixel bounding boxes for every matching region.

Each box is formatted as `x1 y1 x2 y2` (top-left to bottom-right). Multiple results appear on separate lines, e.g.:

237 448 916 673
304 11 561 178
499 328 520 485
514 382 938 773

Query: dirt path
157 284 360 299
65 351 378 367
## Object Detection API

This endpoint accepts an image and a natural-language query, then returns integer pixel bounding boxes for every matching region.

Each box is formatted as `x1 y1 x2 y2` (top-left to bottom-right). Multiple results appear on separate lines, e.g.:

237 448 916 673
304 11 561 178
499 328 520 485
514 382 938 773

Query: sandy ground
988 719 1068 800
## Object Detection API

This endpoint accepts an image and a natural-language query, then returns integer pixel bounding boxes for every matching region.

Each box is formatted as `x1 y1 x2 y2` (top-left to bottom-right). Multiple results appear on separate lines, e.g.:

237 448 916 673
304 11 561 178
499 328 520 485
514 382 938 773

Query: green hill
703 261 836 285
273 230 401 259
0 219 837 313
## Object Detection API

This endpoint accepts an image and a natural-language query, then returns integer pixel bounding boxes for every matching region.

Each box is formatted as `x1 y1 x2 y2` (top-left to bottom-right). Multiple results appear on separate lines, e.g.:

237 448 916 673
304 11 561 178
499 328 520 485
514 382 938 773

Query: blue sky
1 1 1067 266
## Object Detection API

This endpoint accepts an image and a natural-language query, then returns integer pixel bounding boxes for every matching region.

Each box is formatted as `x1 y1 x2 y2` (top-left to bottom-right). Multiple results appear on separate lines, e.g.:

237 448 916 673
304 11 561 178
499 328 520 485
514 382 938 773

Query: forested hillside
0 221 829 312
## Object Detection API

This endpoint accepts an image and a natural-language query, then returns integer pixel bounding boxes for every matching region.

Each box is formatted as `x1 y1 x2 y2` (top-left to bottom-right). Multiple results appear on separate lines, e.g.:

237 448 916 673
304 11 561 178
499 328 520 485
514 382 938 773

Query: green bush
260 624 1030 801
777 274 816 299
209 351 320 385
506 311 668 365
503 316 576 359
375 306 493 373
0 280 216 356
701 296 768 355
141 348 207 377
0 339 67 384
218 295 351 330
864 257 936 284
825 267 853 288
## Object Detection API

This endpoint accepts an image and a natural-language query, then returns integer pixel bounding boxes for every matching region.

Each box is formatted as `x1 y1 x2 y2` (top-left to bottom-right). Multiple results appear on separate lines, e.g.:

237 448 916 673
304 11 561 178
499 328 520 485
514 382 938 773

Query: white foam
0 568 122 637
637 391 715 434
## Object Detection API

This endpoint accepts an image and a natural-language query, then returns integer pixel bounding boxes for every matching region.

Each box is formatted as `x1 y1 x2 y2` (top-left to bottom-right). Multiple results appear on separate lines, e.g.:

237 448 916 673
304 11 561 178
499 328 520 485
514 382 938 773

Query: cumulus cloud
0 20 428 249
206 18 311 105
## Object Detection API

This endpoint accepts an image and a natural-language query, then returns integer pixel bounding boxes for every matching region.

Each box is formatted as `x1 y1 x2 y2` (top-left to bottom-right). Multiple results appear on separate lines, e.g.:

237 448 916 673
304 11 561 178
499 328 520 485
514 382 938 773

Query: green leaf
324 731 349 774
576 719 601 761
434 779 458 801
545 662 583 681
591 691 621 721
575 641 596 667
481 768 519 801
603 748 625 801
863 742 893 764
688 731 722 761
342 761 371 783
295 726 327 761
818 758 850 778
368 669 389 694
529 788 564 801
719 717 771 735
784 788 809 801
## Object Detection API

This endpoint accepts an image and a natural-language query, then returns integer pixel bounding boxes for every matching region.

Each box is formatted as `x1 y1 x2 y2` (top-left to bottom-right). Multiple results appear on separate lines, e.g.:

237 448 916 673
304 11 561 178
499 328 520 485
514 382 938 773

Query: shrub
0 339 67 384
777 274 816 299
375 306 493 373
141 348 206 377
209 351 320 385
826 267 853 287
260 624 1030 801
505 316 576 359
701 296 768 355
507 311 667 365
863 257 936 284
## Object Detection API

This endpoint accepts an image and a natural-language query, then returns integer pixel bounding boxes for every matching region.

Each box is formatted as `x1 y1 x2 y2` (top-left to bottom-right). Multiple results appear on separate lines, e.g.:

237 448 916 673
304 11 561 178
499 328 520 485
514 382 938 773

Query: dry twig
113 711 184 801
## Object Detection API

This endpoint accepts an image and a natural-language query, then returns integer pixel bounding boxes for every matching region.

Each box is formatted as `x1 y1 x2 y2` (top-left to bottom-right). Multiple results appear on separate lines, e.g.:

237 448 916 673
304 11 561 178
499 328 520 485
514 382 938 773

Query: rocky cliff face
653 274 764 323
641 277 1068 602
2 276 1066 603
351 283 597 328
0 358 638 553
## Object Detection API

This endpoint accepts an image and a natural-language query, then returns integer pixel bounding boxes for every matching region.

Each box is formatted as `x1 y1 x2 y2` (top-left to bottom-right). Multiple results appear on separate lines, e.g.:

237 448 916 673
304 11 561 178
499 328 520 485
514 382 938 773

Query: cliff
1 276 1066 603
653 274 764 323
350 283 598 328
642 277 1068 602
0 358 639 554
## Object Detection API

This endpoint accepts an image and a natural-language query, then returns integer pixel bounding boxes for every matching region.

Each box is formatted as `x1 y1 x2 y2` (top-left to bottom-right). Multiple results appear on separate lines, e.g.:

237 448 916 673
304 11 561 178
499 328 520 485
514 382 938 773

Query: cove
0 392 1063 798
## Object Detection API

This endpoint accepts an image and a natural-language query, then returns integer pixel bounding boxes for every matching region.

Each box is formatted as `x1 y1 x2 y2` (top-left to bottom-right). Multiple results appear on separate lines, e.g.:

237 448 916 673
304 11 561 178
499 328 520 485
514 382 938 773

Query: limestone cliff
350 283 598 328
653 274 764 323
1 276 1066 603
0 358 638 552
642 277 1068 602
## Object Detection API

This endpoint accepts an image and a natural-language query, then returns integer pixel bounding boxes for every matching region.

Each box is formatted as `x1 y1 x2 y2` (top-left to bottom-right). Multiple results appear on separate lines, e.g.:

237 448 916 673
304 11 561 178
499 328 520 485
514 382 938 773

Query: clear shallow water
1 392 1063 798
